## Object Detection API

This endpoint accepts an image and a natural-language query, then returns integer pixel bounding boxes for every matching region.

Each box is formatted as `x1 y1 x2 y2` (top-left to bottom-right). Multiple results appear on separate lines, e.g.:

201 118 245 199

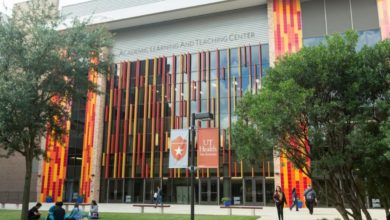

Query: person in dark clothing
304 184 317 215
28 202 42 220
155 186 162 207
274 186 287 220
289 187 299 211
53 202 66 220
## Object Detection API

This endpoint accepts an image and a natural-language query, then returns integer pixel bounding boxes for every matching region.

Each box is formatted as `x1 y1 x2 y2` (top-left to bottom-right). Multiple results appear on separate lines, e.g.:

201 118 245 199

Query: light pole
190 112 213 220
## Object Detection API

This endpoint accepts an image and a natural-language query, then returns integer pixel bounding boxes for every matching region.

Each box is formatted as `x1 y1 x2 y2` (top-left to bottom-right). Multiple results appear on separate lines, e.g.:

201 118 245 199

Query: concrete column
90 73 107 202
267 0 276 67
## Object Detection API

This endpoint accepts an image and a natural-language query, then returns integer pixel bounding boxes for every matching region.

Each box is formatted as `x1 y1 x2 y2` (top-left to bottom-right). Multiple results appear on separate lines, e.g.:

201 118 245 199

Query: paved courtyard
0 203 387 220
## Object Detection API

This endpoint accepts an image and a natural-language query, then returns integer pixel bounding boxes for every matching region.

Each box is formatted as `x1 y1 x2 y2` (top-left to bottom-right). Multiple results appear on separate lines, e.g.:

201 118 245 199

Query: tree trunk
335 204 350 220
383 199 389 218
360 198 372 220
20 153 33 220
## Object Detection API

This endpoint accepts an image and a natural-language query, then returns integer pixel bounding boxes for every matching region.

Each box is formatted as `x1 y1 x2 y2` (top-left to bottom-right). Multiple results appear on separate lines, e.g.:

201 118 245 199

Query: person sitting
65 203 83 220
28 202 42 220
53 202 65 220
46 203 57 220
88 200 99 219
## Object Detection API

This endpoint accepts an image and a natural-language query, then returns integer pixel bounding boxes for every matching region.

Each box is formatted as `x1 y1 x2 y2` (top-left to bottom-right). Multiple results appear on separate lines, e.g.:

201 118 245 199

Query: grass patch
0 210 258 220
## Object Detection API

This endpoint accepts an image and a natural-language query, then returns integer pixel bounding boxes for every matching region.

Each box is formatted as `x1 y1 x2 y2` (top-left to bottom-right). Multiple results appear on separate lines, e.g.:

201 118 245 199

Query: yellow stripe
122 152 126 178
132 88 138 177
148 85 152 119
170 57 175 129
113 64 122 179
125 62 130 121
150 57 157 178
142 58 149 177
107 70 114 174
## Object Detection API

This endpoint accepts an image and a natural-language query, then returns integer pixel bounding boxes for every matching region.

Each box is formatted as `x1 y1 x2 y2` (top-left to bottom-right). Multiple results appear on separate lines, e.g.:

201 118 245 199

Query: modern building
0 0 388 206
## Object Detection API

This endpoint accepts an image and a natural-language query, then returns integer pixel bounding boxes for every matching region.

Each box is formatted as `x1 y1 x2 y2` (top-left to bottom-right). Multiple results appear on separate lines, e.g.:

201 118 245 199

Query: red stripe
244 46 247 67
113 88 117 107
111 134 115 154
156 103 160 133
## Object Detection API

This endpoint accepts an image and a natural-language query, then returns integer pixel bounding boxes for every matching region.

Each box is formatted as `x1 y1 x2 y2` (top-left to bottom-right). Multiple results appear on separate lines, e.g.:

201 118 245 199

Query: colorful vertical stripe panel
272 0 311 207
378 0 390 39
79 58 99 203
40 96 71 202
273 0 303 58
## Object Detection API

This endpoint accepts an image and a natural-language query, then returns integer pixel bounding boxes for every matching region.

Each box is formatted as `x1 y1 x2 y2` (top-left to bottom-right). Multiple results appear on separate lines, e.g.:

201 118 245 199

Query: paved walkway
1 203 387 220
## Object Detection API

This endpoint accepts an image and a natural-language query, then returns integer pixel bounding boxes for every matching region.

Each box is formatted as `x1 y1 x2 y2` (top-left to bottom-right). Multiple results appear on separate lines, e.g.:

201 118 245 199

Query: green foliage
0 1 112 219
231 31 390 219
221 197 231 202
0 0 112 158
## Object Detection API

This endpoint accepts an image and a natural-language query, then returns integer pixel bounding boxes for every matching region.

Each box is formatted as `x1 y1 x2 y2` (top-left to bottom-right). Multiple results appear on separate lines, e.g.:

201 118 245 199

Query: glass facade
63 95 87 202
303 28 382 49
98 44 273 205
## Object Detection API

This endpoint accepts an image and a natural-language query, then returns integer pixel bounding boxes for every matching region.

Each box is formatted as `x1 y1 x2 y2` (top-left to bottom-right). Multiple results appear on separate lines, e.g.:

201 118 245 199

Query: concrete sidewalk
1 203 387 220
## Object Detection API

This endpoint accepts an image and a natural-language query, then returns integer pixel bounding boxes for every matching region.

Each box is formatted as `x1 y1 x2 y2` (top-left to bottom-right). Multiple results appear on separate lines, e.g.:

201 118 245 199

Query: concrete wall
0 152 38 203
112 6 268 62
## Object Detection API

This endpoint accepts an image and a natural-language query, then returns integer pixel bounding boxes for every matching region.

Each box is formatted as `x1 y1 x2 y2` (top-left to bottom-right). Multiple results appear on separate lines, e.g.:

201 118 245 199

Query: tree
0 1 112 219
231 32 390 220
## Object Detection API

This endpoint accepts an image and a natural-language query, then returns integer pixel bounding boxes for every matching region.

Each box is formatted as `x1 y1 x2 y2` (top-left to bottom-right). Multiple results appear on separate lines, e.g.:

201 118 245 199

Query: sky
0 0 90 14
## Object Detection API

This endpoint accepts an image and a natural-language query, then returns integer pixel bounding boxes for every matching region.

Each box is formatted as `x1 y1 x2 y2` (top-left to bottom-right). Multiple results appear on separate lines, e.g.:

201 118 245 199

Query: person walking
304 184 317 215
289 187 299 211
155 186 162 207
274 186 287 220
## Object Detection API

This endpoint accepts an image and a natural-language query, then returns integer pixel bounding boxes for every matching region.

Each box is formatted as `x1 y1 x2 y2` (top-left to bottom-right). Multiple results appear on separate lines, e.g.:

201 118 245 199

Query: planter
297 201 303 208
76 196 84 203
223 200 232 206
46 196 53 203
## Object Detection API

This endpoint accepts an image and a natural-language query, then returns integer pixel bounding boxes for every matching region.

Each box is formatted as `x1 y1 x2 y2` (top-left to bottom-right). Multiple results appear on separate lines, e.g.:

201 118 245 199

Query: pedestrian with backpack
304 184 317 215
289 187 299 211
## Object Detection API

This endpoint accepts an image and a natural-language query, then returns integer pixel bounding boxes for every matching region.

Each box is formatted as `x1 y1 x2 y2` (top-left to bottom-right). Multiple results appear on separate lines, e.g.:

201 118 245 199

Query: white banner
169 129 189 168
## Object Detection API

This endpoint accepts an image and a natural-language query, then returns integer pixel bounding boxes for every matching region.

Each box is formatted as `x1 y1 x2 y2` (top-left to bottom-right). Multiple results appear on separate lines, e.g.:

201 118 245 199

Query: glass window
357 29 381 50
230 48 239 67
220 49 228 69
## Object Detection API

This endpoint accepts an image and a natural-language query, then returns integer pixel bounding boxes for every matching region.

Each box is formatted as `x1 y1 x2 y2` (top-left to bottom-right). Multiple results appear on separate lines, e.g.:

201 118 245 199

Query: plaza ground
1 203 388 220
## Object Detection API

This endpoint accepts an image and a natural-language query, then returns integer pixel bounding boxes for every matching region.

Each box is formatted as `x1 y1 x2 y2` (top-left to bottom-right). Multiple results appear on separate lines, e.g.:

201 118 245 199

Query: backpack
306 189 315 202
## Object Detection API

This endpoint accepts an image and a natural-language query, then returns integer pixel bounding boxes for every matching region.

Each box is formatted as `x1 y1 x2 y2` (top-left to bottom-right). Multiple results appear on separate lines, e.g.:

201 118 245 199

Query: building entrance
243 177 265 205
198 178 219 204
107 179 124 203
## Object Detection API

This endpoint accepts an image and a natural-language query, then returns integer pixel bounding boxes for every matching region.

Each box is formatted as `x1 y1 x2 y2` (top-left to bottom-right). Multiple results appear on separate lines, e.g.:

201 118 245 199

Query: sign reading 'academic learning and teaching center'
197 128 219 168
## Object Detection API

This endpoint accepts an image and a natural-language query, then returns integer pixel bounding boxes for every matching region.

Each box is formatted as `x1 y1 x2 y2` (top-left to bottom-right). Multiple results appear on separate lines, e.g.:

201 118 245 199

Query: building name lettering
116 32 256 57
